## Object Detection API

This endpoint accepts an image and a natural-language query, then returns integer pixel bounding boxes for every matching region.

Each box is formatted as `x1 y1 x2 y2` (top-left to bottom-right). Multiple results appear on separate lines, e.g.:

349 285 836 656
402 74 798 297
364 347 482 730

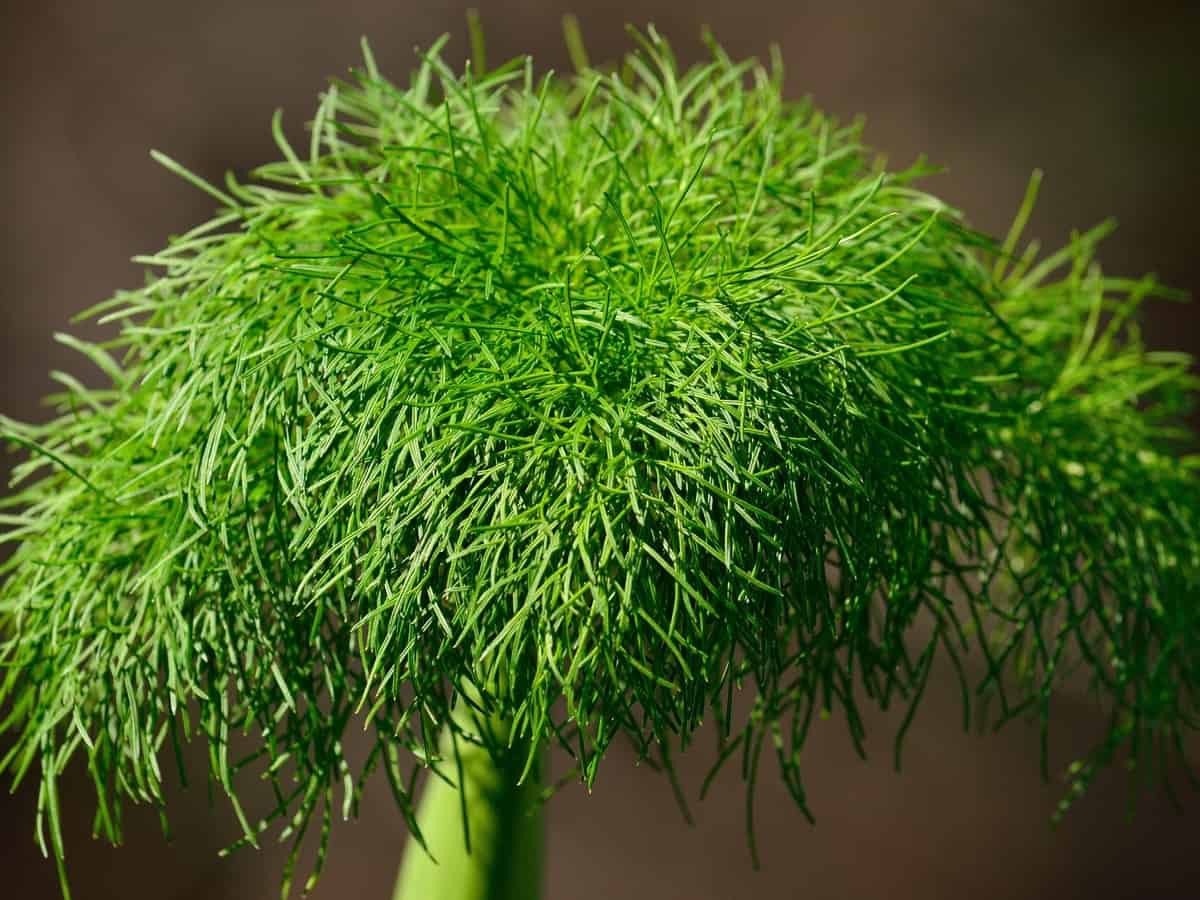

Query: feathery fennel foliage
2 25 1198 895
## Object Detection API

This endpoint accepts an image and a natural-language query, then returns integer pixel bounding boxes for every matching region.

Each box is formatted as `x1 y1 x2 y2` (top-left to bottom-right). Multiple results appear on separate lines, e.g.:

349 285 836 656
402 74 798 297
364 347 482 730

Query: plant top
2 24 1198 897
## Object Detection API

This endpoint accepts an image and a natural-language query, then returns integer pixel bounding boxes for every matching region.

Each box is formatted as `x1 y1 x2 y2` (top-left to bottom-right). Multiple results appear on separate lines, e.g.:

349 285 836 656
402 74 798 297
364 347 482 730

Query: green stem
392 700 543 900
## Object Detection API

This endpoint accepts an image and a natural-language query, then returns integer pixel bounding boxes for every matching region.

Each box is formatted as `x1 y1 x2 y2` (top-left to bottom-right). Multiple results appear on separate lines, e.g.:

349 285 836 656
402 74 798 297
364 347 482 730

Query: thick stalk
392 699 543 900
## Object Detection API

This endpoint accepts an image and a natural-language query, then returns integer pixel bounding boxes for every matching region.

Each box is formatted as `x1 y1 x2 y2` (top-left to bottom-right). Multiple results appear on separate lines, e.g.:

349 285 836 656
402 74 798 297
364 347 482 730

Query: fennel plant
2 22 1198 900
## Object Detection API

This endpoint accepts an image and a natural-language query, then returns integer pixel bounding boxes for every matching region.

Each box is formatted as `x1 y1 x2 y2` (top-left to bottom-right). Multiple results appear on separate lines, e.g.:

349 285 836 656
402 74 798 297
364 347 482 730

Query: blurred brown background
2 1 1198 898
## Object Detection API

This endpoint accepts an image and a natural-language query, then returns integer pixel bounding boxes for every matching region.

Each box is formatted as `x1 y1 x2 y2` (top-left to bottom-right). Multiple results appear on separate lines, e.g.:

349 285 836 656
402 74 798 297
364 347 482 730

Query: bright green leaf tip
2 22 1199 898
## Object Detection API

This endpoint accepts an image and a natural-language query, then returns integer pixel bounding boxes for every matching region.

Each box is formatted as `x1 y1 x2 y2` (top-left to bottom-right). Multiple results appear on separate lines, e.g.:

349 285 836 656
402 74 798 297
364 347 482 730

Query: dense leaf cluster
2 27 1197 895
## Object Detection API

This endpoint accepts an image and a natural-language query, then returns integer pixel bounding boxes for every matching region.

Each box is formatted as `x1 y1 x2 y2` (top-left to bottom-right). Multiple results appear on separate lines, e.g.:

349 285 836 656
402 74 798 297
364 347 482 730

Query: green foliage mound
2 25 1198 894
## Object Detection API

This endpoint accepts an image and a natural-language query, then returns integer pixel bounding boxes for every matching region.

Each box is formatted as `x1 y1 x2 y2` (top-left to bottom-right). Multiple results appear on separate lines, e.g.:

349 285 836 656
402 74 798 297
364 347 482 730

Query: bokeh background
2 2 1198 898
